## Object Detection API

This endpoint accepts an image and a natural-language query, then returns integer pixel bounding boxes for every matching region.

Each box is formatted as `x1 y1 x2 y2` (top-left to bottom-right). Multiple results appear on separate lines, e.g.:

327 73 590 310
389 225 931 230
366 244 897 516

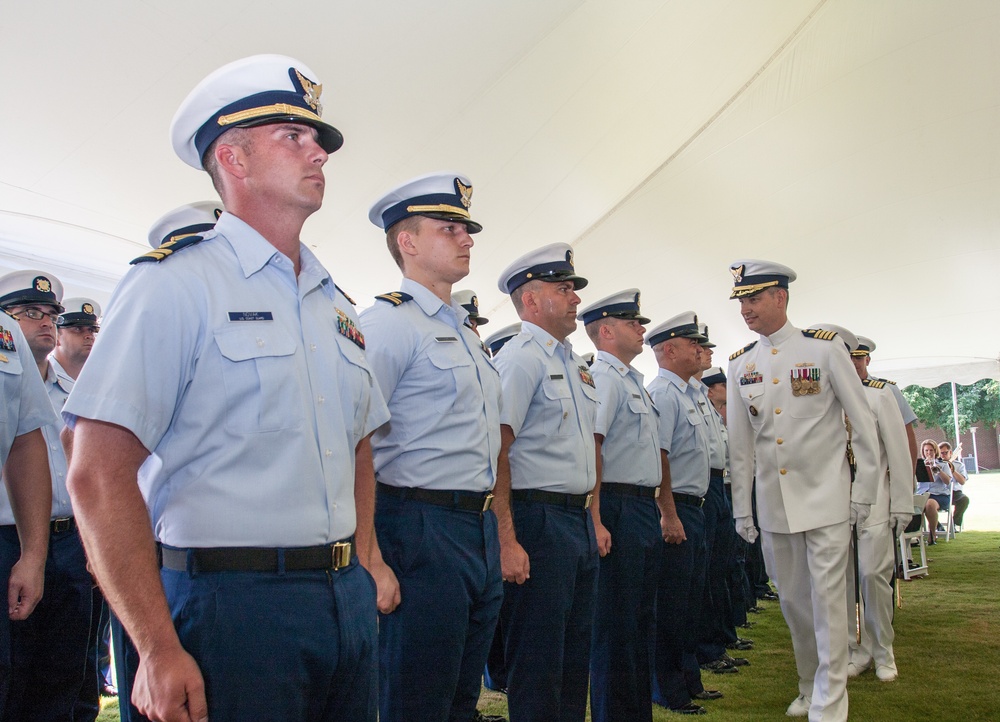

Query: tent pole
950 382 960 446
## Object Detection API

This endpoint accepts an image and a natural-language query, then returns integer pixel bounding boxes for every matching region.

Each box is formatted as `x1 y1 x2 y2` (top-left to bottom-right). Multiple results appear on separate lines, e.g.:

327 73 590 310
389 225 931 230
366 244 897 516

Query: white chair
900 492 930 580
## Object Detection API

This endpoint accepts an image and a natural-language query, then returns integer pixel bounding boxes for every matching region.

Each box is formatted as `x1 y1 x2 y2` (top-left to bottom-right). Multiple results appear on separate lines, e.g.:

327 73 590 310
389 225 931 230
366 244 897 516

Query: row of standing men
0 52 919 722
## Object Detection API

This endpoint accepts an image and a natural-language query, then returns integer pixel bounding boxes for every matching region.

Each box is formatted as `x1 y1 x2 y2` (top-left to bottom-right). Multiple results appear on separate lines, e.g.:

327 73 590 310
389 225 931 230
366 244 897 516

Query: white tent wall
1 0 997 387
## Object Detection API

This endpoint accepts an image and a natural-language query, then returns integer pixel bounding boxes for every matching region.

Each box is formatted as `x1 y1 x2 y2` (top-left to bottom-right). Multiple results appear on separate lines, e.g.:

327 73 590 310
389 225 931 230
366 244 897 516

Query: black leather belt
377 482 493 513
600 483 659 499
710 468 728 478
672 492 705 508
159 540 354 573
50 517 75 533
511 489 593 509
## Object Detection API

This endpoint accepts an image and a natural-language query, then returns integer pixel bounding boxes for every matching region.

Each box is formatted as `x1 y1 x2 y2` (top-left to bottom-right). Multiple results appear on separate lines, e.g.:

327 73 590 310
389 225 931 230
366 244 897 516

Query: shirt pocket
0 355 25 430
739 384 765 430
332 333 378 440
541 379 576 436
214 325 298 433
426 343 476 413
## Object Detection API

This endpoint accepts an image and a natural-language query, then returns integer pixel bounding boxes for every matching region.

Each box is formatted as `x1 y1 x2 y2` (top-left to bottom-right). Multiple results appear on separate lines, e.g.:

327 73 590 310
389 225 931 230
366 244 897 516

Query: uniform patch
730 341 757 360
0 324 15 352
791 368 821 396
336 309 365 350
740 363 762 386
375 291 413 306
578 365 596 388
228 311 274 322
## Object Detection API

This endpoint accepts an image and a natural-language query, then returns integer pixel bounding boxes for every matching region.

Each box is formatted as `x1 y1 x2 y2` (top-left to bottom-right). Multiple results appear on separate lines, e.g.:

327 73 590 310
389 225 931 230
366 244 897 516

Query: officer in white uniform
493 243 598 722
0 293 57 712
579 289 663 722
63 55 389 722
0 271 86 720
811 324 912 683
851 336 919 468
726 260 878 721
361 172 503 722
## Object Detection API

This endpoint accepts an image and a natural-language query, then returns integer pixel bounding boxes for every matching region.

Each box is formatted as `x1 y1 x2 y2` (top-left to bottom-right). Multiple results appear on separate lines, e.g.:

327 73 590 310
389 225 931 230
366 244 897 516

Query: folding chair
900 492 930 580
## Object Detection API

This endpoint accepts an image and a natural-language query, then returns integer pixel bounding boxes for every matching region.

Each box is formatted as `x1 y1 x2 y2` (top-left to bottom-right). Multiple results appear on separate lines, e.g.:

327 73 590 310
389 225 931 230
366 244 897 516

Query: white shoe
786 695 811 717
847 658 872 678
876 663 898 682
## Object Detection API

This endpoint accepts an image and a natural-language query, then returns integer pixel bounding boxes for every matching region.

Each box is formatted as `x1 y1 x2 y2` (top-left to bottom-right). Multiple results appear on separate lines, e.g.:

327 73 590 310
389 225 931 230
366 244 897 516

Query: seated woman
915 439 952 544
939 442 969 528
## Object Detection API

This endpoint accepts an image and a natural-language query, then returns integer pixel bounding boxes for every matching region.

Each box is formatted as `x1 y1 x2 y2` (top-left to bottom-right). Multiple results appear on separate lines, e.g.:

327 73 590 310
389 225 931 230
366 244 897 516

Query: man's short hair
203 127 255 196
939 442 952 451
384 216 423 271
585 317 611 344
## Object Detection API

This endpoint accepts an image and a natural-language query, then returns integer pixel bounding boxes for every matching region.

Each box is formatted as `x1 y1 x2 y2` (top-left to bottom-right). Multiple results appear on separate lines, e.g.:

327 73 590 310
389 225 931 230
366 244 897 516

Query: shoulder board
875 376 898 385
2 309 16 320
862 378 886 389
375 291 413 306
729 341 757 361
130 234 208 265
802 329 838 341
334 284 356 305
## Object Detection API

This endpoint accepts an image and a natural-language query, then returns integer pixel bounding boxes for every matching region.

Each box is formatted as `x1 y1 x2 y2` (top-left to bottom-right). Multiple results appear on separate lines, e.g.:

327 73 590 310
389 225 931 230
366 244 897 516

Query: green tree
902 379 1000 433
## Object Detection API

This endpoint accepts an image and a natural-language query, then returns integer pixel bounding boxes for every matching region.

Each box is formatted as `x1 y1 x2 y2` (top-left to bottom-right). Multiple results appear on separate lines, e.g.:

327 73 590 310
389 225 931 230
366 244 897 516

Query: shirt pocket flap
213 326 296 361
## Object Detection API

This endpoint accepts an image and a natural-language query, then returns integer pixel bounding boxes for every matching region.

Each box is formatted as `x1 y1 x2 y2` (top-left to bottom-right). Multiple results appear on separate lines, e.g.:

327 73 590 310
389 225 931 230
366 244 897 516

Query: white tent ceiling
2 0 997 387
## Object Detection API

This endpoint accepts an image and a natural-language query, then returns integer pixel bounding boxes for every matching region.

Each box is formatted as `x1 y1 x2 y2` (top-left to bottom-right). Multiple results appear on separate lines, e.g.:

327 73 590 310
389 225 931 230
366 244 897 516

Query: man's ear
397 229 419 260
214 142 249 180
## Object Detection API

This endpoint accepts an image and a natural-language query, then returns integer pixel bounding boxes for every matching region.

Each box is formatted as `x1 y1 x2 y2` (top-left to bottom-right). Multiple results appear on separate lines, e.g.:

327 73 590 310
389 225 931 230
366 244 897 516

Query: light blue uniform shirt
360 278 501 492
916 461 951 496
647 368 710 497
591 350 660 487
0 358 73 525
494 321 597 494
64 213 389 548
882 380 918 426
0 316 59 473
951 458 968 490
694 379 727 470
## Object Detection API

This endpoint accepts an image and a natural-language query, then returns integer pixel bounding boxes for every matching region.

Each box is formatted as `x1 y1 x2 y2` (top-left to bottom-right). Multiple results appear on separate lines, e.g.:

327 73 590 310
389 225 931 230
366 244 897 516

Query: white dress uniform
727 311 878 721
848 376 912 677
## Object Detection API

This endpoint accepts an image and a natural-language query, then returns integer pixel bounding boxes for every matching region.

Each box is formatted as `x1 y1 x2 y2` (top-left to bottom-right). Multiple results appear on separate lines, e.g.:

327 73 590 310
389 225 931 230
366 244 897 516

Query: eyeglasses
11 307 60 323
62 325 99 335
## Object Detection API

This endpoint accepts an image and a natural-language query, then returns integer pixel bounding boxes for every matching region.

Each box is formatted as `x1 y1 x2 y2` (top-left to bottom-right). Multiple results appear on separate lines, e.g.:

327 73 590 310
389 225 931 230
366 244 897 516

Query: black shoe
738 621 756 629
670 703 707 715
101 684 118 698
936 523 945 532
758 591 779 601
472 712 507 722
727 638 754 650
700 658 739 674
747 605 763 614
693 690 724 700
720 653 750 667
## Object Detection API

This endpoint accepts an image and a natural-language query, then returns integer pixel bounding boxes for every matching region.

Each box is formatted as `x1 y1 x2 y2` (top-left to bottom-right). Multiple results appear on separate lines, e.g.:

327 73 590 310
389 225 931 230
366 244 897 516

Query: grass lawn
96 531 1000 721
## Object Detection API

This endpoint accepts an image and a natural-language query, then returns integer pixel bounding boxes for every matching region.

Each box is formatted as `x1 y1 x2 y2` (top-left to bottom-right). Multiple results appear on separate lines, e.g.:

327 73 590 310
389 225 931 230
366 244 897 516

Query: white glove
890 512 913 538
735 516 758 544
850 502 871 527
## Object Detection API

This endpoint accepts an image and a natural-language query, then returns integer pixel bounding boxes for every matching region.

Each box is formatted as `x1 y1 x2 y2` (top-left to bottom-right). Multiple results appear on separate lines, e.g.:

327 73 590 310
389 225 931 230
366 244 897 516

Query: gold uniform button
780 468 787 475
772 378 779 384
777 438 784 444
771 348 778 355
775 408 782 414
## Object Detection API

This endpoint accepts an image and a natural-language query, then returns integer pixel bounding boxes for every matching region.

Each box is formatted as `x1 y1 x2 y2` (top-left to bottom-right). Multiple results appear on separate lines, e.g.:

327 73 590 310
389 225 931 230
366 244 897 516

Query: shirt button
310 344 317 352
563 412 568 419
771 348 778 355
777 438 784 444
772 378 779 384
325 449 333 457
256 338 265 347
775 408 782 414
317 396 325 404
780 468 787 475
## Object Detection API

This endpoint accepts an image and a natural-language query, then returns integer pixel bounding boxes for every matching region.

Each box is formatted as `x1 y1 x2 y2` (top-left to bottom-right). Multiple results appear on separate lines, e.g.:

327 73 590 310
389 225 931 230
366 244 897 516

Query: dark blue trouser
161 554 377 722
652 501 706 710
503 499 599 722
589 491 661 722
697 475 737 663
376 495 502 722
110 615 142 722
2 524 93 722
0 528 16 712
75 588 110 722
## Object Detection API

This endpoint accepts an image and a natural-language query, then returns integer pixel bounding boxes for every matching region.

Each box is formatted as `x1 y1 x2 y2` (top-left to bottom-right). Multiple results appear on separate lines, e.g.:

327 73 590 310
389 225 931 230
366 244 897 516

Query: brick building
911 421 999 472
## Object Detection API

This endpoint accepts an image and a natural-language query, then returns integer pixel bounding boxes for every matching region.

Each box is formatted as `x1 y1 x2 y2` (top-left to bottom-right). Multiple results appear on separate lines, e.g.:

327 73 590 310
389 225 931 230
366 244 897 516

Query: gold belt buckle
482 493 494 513
331 541 352 570
654 487 661 498
584 493 594 510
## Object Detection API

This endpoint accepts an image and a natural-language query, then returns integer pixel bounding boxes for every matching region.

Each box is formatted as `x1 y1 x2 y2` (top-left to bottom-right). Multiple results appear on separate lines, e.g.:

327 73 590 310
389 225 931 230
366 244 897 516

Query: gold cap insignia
635 291 641 306
294 69 323 115
82 303 94 315
730 264 744 283
456 179 473 209
472 295 479 309
35 277 51 293
566 249 575 267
